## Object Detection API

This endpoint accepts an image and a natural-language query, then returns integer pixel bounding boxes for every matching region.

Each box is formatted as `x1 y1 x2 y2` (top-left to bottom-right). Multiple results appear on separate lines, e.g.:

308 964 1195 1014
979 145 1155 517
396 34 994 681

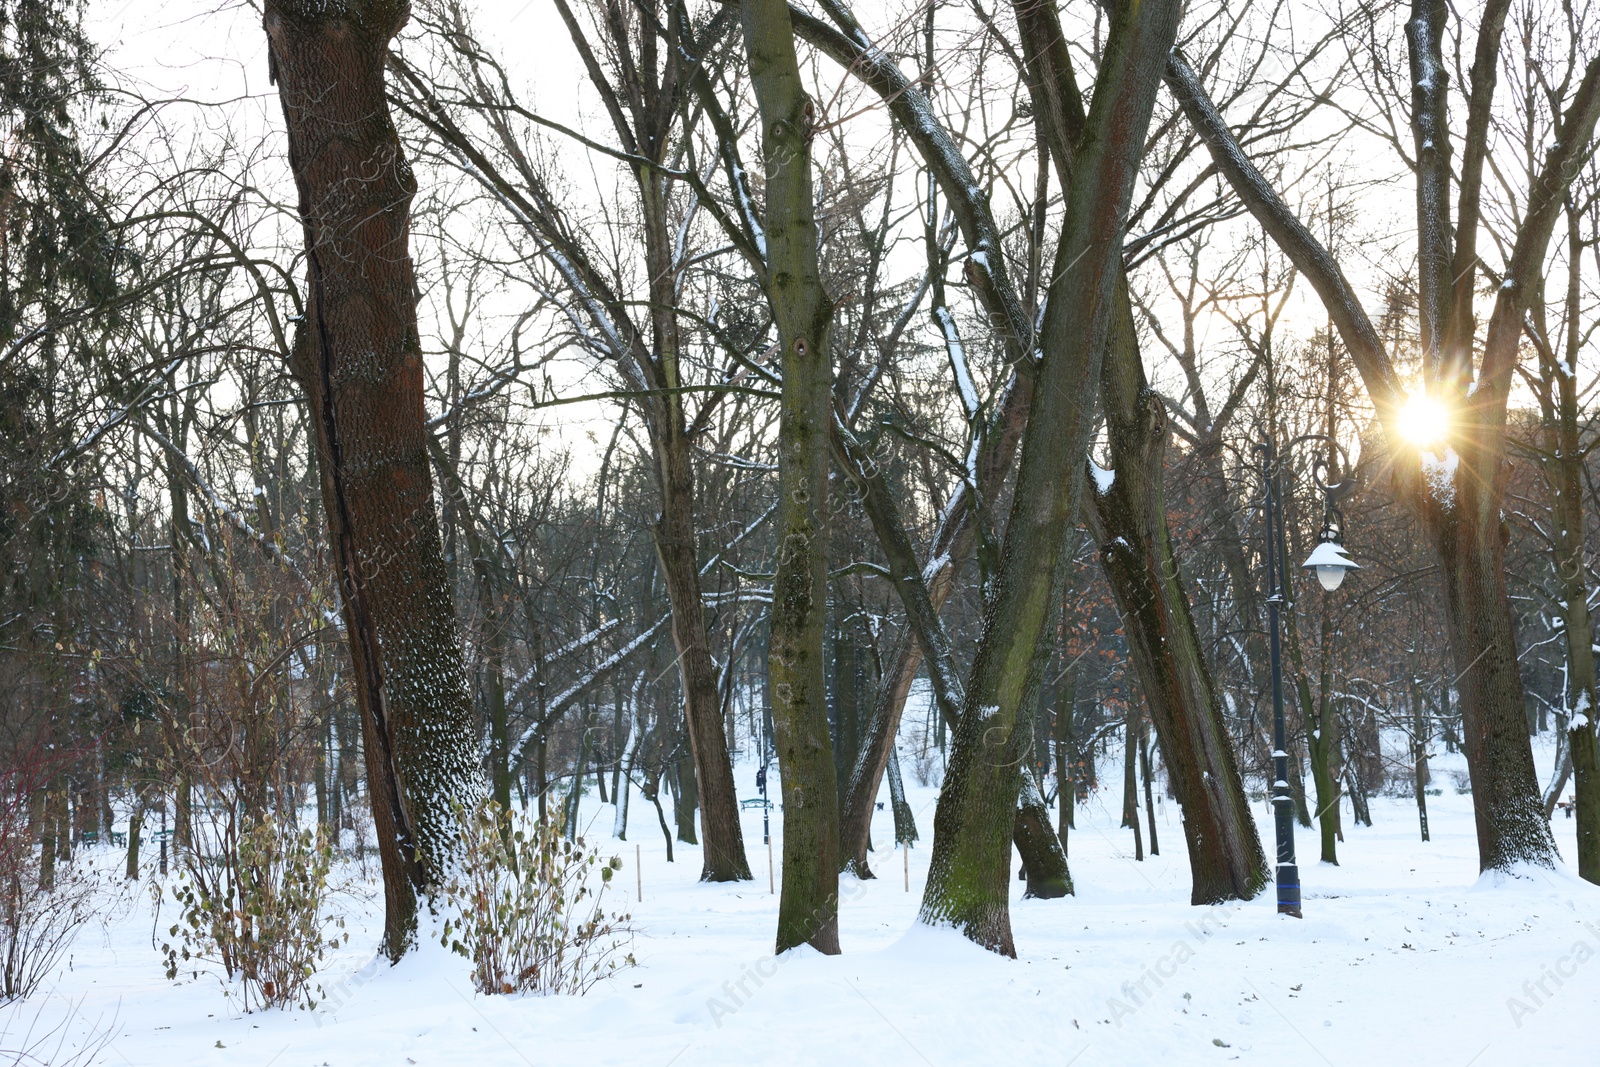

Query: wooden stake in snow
768 835 775 895
904 844 909 892
636 843 642 903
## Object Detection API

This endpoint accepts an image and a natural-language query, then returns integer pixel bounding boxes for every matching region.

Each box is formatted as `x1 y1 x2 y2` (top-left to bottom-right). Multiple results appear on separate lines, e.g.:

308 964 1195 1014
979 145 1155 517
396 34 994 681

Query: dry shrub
440 800 634 996
0 749 102 1003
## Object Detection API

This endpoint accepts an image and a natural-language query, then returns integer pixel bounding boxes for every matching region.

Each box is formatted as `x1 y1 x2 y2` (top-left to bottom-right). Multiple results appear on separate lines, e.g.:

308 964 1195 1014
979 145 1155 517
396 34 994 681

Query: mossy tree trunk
739 0 840 954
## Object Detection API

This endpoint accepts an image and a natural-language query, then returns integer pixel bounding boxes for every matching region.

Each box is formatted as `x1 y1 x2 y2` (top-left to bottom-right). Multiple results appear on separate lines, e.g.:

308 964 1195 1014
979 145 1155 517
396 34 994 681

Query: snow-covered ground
9 740 1596 1066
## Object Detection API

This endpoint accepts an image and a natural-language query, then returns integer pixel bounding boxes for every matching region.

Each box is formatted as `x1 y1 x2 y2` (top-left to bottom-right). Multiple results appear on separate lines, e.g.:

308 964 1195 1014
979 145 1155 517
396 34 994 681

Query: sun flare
1397 392 1450 447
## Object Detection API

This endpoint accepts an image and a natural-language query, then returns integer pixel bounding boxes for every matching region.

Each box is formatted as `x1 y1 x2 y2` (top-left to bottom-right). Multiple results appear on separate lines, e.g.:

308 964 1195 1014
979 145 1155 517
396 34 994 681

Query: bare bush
0 751 101 1003
440 800 634 996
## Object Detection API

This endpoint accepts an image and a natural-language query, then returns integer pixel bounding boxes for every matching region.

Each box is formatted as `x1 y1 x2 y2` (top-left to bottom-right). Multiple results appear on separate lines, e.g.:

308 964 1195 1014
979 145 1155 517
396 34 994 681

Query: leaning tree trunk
838 636 919 878
919 0 1182 956
833 427 1070 893
265 0 483 957
1085 294 1269 903
740 0 840 954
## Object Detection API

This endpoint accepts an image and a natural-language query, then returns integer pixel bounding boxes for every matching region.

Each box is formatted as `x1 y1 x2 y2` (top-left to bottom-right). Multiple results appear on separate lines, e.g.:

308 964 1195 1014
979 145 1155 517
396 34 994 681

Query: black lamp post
1259 435 1358 918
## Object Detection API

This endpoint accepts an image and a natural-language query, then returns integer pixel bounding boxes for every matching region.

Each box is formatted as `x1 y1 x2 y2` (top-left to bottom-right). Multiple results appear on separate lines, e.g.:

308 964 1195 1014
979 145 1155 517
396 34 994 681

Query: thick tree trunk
1016 772 1073 897
740 0 840 954
265 0 483 957
429 439 513 816
1430 469 1559 871
919 0 1181 956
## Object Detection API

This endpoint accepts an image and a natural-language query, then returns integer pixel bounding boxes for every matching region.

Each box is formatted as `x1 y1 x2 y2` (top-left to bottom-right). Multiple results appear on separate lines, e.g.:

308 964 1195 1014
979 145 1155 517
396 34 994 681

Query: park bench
740 797 771 810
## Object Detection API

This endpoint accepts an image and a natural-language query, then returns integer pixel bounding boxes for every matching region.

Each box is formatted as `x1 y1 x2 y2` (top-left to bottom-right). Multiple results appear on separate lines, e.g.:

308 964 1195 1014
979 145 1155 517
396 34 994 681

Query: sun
1397 392 1450 447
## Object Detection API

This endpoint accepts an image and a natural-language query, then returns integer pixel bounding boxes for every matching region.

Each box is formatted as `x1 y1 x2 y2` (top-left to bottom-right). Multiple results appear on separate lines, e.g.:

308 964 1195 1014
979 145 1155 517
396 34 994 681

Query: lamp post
1259 435 1358 918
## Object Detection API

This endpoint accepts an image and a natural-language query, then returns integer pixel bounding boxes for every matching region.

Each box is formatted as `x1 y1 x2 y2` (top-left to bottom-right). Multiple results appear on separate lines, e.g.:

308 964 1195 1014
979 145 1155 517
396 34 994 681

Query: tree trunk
886 747 917 847
740 0 840 954
39 788 56 890
672 753 699 846
1016 772 1073 897
429 438 513 817
919 0 1181 956
125 809 143 880
1413 680 1432 842
1430 467 1560 871
1140 725 1160 857
1086 350 1268 901
653 423 752 881
1122 708 1143 861
265 0 484 958
837 638 917 878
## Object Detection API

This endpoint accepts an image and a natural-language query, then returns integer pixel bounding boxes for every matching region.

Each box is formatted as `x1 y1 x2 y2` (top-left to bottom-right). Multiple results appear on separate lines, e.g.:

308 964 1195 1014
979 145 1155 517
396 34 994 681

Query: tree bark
125 809 142 880
886 747 917 847
265 0 483 957
740 0 840 954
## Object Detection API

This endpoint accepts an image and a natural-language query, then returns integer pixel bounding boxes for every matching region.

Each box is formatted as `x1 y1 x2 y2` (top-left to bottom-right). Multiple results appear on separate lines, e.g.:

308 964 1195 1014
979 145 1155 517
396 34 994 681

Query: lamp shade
1301 539 1359 591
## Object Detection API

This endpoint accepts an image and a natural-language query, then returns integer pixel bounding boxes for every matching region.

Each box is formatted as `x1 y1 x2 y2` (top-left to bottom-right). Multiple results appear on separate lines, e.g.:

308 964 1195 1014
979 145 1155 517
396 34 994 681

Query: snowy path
10 757 1596 1066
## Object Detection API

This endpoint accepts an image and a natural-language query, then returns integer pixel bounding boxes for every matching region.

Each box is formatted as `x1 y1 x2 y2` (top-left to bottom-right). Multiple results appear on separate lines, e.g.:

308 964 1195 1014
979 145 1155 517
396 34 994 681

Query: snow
933 306 980 420
1090 459 1116 496
15 736 1598 1065
1300 540 1359 571
1421 447 1460 509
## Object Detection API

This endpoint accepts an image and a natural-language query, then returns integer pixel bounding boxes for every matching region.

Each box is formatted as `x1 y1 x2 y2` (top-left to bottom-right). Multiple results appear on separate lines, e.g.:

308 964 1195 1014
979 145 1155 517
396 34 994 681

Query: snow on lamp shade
1301 539 1359 592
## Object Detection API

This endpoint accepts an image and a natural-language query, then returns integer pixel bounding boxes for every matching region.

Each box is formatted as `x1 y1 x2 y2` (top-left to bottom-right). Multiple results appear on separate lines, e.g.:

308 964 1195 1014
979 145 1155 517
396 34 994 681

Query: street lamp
1302 539 1359 592
1258 436 1356 918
